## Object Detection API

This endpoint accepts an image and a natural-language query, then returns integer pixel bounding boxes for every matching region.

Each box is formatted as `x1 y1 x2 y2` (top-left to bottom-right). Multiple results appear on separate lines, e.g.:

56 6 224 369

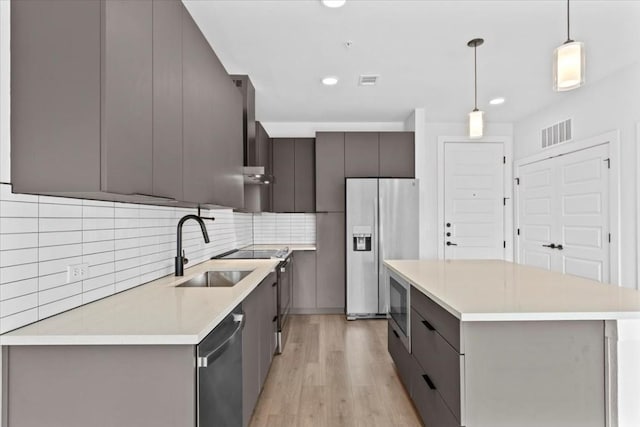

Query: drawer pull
421 320 436 331
272 316 278 322
392 329 400 338
422 374 437 390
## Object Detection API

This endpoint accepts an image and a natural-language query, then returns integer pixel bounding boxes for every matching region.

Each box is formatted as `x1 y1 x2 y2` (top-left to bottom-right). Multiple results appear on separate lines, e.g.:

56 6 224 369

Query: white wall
416 121 514 259
514 61 640 289
261 121 405 138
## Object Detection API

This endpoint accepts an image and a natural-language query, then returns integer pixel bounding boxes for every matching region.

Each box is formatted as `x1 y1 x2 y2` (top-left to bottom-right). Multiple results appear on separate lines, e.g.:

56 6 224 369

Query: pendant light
467 38 484 139
553 0 585 91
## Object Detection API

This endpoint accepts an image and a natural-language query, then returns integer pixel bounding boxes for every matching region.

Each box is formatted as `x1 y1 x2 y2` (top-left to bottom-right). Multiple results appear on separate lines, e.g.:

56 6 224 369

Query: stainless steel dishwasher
197 305 244 427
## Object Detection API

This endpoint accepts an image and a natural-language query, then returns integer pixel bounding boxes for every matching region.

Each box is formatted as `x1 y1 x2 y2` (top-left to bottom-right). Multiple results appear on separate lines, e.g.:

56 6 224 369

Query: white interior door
444 142 504 259
517 144 610 282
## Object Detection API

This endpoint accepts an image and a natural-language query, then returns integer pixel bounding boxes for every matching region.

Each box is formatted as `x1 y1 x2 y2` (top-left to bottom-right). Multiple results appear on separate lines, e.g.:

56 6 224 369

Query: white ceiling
183 0 640 124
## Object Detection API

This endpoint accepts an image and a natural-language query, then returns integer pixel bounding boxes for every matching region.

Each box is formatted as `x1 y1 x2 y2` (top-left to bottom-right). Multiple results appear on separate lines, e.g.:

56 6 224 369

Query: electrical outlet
67 263 90 283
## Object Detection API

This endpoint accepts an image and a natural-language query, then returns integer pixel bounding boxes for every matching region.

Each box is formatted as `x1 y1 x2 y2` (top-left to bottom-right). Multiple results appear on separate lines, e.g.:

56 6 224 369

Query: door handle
446 242 457 246
542 243 556 249
422 374 437 390
556 244 564 250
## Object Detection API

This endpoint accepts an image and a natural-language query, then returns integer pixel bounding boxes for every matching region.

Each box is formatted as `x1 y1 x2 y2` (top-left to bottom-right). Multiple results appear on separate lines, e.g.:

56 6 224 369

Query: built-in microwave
387 268 411 352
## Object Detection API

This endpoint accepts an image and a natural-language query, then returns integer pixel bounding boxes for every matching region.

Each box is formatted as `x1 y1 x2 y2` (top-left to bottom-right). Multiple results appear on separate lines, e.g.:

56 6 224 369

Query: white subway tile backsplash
0 183 313 334
1 217 38 233
0 278 38 301
0 248 38 267
0 233 38 251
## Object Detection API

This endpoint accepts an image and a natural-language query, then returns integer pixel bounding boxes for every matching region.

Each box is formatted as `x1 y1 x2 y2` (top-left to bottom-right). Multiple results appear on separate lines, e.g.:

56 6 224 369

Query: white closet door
444 142 504 260
517 144 610 282
556 144 610 281
517 160 557 270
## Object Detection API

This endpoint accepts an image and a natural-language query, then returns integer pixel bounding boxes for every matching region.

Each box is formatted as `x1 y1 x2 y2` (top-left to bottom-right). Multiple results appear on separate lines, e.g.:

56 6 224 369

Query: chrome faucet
175 214 213 276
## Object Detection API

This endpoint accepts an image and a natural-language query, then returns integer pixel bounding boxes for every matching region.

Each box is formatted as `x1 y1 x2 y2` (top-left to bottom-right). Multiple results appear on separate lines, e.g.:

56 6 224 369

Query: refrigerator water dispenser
352 226 372 251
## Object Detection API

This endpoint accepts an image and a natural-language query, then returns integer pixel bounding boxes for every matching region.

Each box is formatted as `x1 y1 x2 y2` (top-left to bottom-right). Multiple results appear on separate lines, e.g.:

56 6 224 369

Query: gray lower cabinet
315 132 346 212
11 0 243 208
292 251 317 311
345 132 379 177
379 132 415 178
316 212 345 310
242 272 277 427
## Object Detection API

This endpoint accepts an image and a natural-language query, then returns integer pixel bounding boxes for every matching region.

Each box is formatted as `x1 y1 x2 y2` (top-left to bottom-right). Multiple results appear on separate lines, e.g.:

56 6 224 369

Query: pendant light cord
566 0 573 42
473 44 478 111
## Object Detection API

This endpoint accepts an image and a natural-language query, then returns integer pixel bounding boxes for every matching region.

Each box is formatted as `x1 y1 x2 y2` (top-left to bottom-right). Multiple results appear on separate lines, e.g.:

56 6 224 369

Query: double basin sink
177 270 252 288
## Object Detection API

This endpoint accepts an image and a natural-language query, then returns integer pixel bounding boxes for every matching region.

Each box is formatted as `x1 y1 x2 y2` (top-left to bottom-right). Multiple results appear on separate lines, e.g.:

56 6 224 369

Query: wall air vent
359 75 379 86
541 118 572 148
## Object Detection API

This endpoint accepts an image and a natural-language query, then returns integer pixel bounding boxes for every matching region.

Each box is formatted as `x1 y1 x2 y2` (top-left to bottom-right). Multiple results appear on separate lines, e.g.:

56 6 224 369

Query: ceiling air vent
541 118 572 148
359 75 379 86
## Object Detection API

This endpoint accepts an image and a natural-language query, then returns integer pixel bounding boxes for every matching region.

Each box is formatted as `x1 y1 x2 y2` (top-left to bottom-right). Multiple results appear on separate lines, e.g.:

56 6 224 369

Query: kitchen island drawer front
411 308 462 422
411 355 461 427
411 286 460 351
388 323 412 392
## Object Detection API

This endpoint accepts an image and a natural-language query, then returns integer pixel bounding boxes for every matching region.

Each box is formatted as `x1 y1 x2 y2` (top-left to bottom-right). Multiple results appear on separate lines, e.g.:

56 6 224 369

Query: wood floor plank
249 315 422 427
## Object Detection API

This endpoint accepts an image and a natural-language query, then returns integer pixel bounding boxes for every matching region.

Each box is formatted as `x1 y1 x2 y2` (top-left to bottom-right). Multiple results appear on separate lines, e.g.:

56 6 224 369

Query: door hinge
503 156 506 164
503 198 506 206
515 177 520 185
503 241 506 248
604 158 611 169
517 228 520 236
608 233 611 243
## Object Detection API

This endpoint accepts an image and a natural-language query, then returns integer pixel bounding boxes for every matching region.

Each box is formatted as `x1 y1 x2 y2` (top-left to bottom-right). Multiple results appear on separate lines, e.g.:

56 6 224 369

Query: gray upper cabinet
316 212 345 310
315 132 345 212
11 0 102 193
294 138 316 213
271 138 296 212
152 0 183 200
101 0 154 196
379 132 415 178
11 0 243 208
271 138 315 213
345 132 379 177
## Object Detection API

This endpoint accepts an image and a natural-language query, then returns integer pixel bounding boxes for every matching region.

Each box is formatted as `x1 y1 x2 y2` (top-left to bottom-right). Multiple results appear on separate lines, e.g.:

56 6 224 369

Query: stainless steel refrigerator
346 178 419 319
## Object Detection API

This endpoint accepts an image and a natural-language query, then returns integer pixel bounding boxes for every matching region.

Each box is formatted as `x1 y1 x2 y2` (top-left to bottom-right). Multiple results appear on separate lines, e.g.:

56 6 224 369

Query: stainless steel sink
177 270 252 288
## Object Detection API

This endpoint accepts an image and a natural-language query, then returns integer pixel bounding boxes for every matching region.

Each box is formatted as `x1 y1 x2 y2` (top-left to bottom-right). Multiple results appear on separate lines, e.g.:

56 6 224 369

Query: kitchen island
384 259 640 427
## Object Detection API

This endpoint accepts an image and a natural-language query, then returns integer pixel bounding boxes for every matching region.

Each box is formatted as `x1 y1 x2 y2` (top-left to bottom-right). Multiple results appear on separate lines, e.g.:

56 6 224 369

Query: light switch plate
67 263 90 283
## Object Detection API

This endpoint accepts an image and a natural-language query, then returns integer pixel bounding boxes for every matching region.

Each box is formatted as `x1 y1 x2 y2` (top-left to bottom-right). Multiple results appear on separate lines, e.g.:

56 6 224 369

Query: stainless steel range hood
243 166 273 185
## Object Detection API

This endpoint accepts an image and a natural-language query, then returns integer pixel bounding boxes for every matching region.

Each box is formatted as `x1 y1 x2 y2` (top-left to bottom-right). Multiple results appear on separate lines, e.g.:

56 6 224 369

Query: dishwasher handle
198 313 245 368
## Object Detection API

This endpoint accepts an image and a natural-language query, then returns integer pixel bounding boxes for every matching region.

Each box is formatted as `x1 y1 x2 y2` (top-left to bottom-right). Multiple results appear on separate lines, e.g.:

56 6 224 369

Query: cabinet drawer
388 323 412 393
411 355 461 427
411 287 460 351
411 309 462 422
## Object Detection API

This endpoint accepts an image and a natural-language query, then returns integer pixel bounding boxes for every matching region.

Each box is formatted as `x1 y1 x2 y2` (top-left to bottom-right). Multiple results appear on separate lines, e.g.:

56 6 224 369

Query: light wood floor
249 315 422 427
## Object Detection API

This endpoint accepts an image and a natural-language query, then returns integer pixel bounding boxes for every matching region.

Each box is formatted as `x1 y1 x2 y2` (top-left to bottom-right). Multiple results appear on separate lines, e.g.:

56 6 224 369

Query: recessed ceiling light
322 0 346 8
322 76 339 86
489 97 506 105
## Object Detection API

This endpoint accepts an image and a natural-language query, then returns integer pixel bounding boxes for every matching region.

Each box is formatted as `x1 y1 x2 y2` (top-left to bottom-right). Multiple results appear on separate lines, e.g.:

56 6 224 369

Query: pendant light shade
554 0 585 91
469 110 484 139
467 38 484 139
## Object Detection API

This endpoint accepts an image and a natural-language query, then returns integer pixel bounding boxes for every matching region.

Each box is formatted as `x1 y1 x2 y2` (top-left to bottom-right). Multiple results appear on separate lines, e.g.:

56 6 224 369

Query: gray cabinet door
315 132 345 212
257 122 272 212
11 0 102 193
259 273 277 388
345 132 379 177
272 138 296 212
182 8 216 204
293 251 317 310
100 0 154 196
152 0 183 200
294 138 316 213
379 132 415 178
316 212 345 309
242 283 261 427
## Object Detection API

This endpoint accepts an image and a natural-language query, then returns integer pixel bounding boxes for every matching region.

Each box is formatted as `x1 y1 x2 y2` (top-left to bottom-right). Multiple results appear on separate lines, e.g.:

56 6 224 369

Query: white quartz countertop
384 259 640 322
0 245 313 346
